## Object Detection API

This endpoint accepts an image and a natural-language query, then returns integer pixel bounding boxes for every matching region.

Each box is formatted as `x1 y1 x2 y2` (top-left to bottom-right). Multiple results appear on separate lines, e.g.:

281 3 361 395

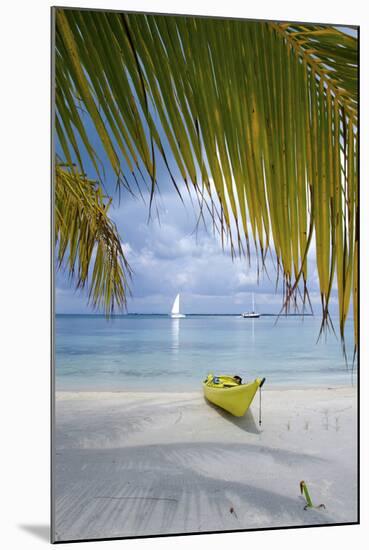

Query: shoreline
55 382 357 396
54 385 358 541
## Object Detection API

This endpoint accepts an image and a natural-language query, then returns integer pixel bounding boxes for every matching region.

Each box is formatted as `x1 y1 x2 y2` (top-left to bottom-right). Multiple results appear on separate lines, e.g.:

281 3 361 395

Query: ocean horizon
56 312 316 317
55 314 357 392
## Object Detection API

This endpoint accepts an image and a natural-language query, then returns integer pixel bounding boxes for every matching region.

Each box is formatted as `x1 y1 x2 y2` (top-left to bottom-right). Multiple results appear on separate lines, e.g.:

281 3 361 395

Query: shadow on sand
54 442 333 541
204 400 260 434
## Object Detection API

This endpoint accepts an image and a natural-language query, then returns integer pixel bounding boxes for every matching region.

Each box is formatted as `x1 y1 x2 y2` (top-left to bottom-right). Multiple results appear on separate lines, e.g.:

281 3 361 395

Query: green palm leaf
55 164 131 315
54 9 358 347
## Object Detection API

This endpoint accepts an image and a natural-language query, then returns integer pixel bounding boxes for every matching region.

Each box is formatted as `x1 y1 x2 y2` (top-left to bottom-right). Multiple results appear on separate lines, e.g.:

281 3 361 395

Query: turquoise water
55 314 357 391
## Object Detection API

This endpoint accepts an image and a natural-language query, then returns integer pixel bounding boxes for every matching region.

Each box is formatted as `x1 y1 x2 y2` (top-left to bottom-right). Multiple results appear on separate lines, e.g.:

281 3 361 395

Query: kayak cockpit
203 374 243 388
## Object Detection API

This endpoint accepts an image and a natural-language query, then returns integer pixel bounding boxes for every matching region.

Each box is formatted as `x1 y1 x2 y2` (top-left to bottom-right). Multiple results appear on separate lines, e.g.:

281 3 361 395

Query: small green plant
300 481 326 511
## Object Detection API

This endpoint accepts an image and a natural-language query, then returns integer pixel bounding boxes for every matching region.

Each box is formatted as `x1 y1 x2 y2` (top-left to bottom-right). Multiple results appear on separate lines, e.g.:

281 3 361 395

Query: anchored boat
203 374 265 417
242 293 260 318
170 293 186 318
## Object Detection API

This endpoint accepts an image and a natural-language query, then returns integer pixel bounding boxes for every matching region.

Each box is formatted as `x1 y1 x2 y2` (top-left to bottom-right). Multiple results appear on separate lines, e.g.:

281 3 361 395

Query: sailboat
242 293 260 318
170 293 186 318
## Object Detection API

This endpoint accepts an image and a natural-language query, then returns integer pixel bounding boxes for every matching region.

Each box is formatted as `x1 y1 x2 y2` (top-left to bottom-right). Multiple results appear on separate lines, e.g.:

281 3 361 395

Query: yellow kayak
203 374 265 417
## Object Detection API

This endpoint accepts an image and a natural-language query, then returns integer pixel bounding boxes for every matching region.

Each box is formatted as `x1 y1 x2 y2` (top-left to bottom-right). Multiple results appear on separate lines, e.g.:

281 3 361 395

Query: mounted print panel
51 7 359 543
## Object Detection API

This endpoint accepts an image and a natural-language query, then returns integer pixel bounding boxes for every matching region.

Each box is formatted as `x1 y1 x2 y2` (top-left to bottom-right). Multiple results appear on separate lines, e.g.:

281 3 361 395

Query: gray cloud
56 182 338 315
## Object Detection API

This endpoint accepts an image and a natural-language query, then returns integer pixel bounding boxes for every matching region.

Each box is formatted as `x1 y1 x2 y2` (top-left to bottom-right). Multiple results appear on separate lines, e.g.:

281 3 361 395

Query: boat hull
242 313 260 318
170 314 186 318
203 375 265 417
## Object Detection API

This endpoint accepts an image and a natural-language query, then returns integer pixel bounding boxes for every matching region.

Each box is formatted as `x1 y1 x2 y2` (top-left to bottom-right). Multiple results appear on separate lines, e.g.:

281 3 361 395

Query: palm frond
55 10 358 346
55 164 131 315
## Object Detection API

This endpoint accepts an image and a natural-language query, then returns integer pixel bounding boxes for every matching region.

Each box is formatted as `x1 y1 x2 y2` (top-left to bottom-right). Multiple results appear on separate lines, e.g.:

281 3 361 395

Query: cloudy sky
55 21 356 316
55 164 339 315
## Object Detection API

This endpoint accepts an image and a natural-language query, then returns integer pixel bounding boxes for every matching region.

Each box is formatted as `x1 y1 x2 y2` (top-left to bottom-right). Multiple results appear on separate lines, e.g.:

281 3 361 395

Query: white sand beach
54 386 357 542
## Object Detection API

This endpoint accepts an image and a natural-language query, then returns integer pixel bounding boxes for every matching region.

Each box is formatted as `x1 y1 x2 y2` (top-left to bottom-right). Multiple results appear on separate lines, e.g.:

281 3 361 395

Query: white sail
170 293 186 318
171 294 180 315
